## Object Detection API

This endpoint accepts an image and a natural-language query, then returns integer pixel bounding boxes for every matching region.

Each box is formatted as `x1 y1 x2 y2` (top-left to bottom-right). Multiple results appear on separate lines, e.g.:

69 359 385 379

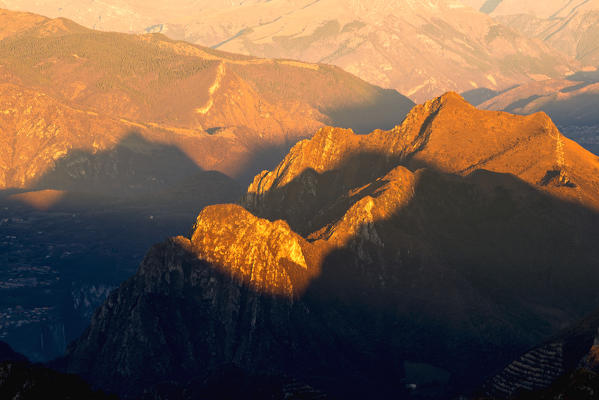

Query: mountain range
0 1 580 102
458 1 599 157
63 93 599 398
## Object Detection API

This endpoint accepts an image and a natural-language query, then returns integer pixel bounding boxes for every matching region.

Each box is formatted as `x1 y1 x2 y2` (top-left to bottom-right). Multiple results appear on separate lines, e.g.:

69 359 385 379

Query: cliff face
65 93 599 398
65 232 388 398
190 205 317 296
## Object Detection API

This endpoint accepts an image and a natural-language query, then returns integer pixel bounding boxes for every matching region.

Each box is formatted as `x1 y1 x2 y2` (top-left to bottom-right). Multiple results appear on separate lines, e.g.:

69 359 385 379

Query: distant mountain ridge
0 8 413 191
0 1 579 101
64 93 599 398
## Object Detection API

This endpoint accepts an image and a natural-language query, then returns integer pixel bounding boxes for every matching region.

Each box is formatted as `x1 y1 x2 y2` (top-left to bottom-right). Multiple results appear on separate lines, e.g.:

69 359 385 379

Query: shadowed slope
245 92 599 226
0 342 115 399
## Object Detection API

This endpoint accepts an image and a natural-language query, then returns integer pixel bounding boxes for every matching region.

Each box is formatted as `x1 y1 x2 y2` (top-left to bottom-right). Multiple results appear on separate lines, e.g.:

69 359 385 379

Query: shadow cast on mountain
566 70 599 84
246 150 406 236
30 132 237 199
308 169 599 396
61 146 599 399
231 140 298 185
534 92 599 126
504 95 542 113
246 150 599 393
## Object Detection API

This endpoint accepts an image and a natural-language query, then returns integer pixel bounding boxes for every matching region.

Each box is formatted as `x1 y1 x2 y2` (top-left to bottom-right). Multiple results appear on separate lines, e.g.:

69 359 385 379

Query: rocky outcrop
190 204 317 296
246 92 599 221
65 93 599 398
65 227 401 398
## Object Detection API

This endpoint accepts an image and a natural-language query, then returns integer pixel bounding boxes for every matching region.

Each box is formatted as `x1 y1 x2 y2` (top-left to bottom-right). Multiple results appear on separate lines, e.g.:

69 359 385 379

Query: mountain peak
245 93 599 228
436 90 471 105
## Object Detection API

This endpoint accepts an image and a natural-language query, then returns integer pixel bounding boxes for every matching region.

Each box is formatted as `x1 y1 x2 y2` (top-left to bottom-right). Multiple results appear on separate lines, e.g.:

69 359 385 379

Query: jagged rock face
190 205 317 296
66 231 401 398
246 92 599 221
66 93 599 398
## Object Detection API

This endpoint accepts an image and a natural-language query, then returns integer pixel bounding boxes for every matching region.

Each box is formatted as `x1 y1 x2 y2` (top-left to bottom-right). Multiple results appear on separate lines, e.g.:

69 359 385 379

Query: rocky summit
64 93 599 398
